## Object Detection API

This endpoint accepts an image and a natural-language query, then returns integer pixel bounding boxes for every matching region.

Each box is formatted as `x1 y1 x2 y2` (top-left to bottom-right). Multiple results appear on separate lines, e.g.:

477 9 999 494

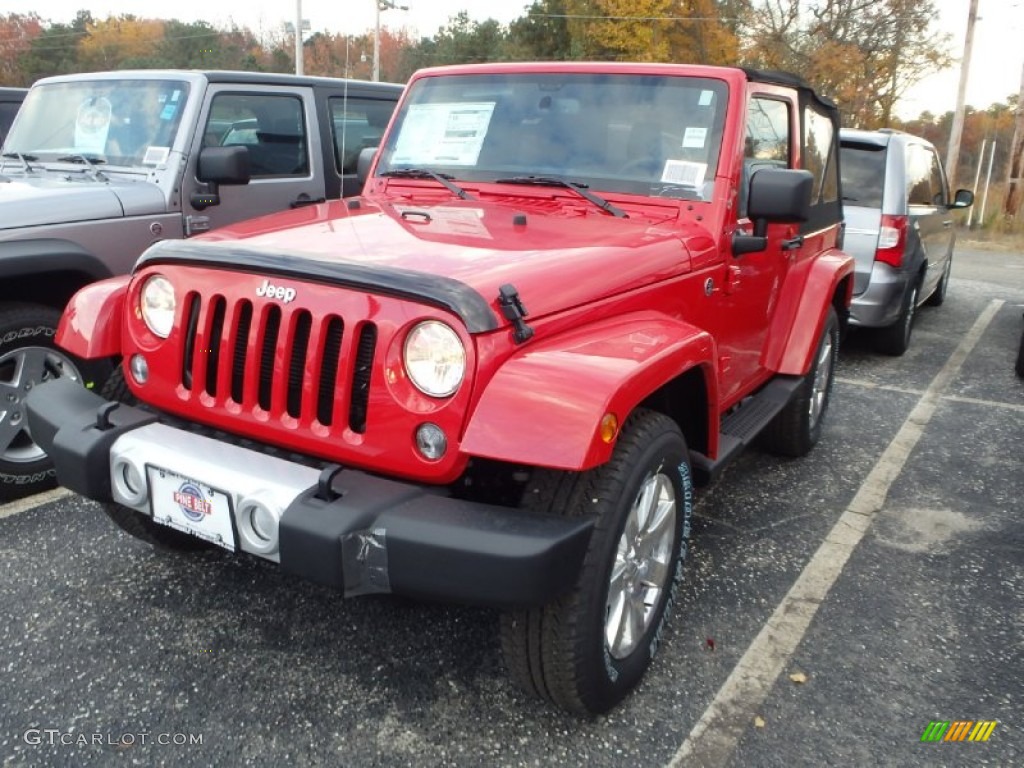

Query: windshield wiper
1 151 39 172
494 175 627 218
56 153 108 181
379 168 474 200
57 153 107 165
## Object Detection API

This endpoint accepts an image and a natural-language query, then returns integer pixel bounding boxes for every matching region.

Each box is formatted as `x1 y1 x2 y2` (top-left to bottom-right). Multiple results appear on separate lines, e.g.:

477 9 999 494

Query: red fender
56 276 130 359
462 312 716 470
763 248 853 375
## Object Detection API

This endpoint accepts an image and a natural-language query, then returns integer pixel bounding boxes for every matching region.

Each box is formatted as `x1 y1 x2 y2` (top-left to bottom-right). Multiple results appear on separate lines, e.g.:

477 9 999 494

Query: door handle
781 235 804 251
942 220 953 227
290 194 326 209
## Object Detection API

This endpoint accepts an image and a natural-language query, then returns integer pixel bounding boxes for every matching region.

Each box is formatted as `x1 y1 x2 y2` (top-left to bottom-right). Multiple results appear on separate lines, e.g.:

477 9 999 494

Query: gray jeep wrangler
0 70 401 499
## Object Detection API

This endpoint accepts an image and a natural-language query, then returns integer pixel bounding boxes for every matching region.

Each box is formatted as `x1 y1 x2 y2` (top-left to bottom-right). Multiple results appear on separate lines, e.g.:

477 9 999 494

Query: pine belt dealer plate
146 466 237 552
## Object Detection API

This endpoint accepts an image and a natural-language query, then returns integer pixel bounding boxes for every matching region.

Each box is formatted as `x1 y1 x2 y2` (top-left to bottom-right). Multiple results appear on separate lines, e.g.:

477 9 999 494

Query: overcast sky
6 1 1022 119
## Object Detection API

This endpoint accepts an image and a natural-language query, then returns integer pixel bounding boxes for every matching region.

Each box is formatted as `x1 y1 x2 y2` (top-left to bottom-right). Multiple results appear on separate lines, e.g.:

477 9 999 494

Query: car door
905 142 951 299
183 85 325 236
718 90 797 405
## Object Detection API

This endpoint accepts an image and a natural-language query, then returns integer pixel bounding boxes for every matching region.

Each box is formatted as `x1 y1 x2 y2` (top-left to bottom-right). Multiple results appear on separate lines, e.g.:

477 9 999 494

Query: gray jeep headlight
403 321 465 397
140 274 176 338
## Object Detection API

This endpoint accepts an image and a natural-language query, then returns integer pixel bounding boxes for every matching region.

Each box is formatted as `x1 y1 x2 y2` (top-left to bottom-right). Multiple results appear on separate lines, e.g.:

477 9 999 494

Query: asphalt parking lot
1 245 1021 767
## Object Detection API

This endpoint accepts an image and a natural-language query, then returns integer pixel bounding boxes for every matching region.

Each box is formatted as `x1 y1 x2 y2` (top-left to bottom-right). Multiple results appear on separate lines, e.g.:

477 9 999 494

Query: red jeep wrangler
26 62 853 714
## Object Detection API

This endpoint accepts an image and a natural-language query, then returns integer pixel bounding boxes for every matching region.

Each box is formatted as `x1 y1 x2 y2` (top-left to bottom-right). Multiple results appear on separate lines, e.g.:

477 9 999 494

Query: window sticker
392 102 496 166
661 159 706 188
698 90 714 106
159 103 177 121
142 146 170 165
682 126 707 149
73 96 112 153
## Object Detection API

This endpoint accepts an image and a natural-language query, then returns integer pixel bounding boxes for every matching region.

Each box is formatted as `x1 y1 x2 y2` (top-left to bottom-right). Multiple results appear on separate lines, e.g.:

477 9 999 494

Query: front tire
925 256 951 307
500 409 693 715
0 304 109 501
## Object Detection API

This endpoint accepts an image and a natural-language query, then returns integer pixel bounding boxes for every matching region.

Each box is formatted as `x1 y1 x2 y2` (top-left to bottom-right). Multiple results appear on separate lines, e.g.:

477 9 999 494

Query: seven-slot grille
179 292 377 433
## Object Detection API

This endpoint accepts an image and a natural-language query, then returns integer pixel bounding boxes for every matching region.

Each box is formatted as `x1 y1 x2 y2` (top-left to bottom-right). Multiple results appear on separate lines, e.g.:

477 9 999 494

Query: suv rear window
840 142 886 208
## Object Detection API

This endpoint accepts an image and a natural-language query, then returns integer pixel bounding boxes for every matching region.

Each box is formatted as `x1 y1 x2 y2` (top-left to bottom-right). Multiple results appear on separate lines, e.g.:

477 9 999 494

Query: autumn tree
742 0 949 127
665 0 742 65
0 13 43 86
404 12 510 70
19 10 93 82
78 15 167 70
152 20 230 69
505 0 574 61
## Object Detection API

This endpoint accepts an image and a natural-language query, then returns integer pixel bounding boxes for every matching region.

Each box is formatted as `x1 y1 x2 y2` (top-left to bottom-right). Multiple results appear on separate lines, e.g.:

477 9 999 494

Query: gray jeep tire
0 304 108 501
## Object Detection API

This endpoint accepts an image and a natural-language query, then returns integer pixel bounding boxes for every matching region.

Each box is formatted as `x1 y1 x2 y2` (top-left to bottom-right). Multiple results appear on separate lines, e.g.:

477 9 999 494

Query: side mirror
950 188 974 209
197 146 251 185
193 146 251 211
733 168 813 256
356 146 377 187
747 168 813 223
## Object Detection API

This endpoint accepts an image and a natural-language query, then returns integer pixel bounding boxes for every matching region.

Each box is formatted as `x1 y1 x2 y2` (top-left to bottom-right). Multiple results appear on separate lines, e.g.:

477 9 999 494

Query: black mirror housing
197 146 251 185
356 146 377 187
747 168 813 223
951 188 974 209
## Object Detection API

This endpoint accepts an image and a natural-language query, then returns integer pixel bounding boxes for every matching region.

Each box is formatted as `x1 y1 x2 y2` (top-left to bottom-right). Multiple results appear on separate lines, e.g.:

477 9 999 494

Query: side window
741 97 790 217
202 93 309 177
927 146 948 206
803 105 838 204
330 97 393 175
906 144 936 206
745 98 790 164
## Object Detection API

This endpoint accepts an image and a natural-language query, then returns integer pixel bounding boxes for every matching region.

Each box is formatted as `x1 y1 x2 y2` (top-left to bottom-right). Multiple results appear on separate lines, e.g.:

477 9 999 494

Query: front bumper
26 379 593 607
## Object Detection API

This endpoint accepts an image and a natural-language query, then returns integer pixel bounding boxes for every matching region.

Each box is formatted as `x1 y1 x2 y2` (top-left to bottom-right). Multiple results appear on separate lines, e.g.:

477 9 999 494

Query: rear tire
500 409 693 714
874 280 919 356
0 304 110 502
1015 317 1024 379
761 306 839 458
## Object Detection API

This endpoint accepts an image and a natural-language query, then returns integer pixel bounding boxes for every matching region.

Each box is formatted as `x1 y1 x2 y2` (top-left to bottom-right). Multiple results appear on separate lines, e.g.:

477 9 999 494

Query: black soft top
741 67 837 112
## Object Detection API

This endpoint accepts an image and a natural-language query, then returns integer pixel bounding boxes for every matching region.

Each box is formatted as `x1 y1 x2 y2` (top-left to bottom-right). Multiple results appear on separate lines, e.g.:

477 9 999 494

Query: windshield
377 72 729 202
4 79 190 168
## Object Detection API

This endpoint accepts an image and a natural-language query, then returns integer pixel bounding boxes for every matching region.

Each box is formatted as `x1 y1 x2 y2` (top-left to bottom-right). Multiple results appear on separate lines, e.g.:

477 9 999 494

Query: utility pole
295 0 303 76
374 0 408 82
945 0 979 190
1003 60 1024 220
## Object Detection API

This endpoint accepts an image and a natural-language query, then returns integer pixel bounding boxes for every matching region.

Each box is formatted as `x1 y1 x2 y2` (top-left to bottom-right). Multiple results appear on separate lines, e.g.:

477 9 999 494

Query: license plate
146 465 236 552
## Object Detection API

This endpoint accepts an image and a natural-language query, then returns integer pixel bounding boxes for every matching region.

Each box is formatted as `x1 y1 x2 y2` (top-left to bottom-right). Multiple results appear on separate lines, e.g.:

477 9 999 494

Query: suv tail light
875 214 908 268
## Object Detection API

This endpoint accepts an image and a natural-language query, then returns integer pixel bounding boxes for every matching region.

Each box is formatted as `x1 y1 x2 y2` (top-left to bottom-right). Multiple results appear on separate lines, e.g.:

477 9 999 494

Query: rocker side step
689 375 802 484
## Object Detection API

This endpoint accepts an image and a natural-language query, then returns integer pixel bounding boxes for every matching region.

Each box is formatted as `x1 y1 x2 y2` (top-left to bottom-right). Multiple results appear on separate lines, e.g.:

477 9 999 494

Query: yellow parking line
0 488 74 520
669 299 1004 768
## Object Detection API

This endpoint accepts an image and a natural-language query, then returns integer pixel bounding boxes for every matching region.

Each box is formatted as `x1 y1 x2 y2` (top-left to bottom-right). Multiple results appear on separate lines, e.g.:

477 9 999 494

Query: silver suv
839 128 973 355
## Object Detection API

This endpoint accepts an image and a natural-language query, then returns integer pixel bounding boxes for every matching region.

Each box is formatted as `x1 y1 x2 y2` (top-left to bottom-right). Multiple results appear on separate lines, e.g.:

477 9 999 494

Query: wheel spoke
607 590 629 651
624 596 645 648
0 411 28 456
13 348 49 389
640 556 670 589
634 479 657 530
636 482 675 552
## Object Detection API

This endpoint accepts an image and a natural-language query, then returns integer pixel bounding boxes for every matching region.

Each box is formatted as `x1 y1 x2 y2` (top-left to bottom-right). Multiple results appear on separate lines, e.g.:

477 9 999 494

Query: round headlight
140 274 176 339
403 321 466 397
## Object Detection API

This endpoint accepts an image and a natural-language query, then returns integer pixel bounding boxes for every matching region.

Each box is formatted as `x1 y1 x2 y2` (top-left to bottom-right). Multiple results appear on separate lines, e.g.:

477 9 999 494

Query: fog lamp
129 354 149 384
415 423 448 460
